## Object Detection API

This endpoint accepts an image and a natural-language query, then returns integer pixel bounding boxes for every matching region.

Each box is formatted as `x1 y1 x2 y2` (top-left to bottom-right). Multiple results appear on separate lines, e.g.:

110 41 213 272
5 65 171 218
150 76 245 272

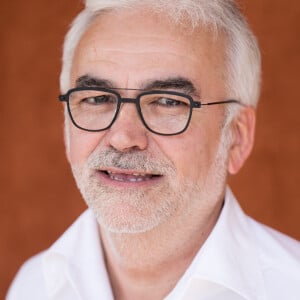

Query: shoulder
226 188 300 298
249 217 300 269
6 252 47 299
248 217 300 299
6 210 96 300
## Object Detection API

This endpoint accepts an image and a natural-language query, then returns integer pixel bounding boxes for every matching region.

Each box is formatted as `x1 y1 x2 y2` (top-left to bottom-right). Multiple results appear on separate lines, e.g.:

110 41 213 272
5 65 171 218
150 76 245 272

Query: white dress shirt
7 188 300 299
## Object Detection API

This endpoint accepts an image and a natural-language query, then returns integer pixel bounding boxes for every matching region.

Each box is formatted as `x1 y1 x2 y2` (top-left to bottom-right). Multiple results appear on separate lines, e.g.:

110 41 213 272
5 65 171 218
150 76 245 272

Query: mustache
86 148 175 174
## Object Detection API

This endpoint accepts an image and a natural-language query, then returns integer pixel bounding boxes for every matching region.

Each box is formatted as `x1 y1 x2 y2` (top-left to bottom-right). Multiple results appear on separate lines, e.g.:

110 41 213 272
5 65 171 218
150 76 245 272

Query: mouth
98 169 162 183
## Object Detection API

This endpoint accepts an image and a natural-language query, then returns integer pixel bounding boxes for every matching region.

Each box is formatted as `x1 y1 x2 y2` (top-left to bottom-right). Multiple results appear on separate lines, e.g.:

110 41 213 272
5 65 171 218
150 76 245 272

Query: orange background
1 0 300 297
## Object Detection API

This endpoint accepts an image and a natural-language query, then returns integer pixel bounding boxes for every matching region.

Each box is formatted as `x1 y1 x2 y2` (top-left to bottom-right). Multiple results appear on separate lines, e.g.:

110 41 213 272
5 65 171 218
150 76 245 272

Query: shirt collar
166 187 266 300
42 188 266 300
42 210 114 300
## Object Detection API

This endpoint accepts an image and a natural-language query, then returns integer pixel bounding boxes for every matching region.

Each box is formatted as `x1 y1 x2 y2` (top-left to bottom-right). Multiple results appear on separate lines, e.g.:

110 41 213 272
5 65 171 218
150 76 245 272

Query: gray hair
60 0 261 121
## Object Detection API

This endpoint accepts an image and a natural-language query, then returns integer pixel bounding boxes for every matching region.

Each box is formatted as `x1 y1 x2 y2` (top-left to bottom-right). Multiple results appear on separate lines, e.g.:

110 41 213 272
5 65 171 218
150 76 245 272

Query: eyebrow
75 74 199 96
141 78 198 96
76 75 114 89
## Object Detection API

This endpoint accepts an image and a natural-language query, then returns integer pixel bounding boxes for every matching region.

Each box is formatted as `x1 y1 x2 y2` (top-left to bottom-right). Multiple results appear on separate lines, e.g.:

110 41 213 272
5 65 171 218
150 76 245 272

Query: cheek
67 124 105 165
160 120 222 181
157 131 207 180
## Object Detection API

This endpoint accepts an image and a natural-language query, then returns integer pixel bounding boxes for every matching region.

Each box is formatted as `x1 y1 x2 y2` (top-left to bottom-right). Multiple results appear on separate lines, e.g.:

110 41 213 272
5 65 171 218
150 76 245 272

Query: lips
100 170 161 183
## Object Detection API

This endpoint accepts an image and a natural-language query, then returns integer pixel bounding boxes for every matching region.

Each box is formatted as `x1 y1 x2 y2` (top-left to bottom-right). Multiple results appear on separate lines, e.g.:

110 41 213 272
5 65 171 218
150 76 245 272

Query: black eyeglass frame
59 87 242 136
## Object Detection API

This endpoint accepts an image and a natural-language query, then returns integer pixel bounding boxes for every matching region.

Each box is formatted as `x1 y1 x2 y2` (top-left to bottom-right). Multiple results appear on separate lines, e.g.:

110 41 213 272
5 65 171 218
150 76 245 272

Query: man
7 0 300 299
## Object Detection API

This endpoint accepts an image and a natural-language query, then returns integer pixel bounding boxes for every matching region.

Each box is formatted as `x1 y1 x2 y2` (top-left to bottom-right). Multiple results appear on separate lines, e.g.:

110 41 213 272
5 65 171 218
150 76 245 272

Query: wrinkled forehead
80 7 225 51
71 7 227 94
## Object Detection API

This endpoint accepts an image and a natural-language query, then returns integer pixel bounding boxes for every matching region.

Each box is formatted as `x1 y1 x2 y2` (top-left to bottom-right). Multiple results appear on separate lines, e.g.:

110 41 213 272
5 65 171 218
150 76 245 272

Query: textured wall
1 0 300 297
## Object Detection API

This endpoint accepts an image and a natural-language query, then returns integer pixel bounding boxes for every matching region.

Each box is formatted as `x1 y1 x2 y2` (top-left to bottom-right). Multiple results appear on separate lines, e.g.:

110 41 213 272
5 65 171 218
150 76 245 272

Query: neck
100 198 224 300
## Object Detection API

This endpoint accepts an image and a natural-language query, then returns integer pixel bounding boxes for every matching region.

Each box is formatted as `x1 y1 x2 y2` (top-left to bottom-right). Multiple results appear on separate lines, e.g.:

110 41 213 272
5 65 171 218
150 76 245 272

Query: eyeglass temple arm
196 99 244 108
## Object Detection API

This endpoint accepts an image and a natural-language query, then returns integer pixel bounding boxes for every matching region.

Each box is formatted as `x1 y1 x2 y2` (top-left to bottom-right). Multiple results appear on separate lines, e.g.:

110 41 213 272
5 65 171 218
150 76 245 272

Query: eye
156 97 188 107
82 94 116 105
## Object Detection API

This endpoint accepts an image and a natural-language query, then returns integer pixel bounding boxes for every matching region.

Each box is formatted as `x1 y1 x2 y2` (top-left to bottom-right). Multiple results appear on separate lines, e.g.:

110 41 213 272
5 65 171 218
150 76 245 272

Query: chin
92 201 172 234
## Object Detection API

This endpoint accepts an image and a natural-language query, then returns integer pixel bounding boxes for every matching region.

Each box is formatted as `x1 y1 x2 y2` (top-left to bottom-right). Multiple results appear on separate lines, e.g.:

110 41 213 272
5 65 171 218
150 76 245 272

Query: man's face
66 9 230 233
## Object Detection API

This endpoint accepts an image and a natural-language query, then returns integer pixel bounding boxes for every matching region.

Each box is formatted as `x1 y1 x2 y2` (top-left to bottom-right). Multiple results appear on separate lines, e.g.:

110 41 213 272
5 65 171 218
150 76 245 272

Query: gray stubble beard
71 126 231 234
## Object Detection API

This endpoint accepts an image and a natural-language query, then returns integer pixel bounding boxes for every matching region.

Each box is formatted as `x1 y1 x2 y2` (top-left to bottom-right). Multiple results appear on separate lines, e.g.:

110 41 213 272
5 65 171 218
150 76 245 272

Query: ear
227 107 256 175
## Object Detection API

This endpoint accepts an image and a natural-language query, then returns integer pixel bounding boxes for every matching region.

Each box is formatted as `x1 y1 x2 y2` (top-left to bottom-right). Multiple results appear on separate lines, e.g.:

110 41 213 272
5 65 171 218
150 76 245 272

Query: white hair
60 0 261 120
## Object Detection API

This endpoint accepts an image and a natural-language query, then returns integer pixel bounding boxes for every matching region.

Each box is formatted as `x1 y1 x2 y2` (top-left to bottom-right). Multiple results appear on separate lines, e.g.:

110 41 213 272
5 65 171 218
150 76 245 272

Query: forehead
71 8 227 95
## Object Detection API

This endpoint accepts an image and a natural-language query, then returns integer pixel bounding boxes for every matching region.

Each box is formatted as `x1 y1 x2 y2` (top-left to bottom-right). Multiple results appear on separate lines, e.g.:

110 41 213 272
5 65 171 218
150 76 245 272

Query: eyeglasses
59 87 242 136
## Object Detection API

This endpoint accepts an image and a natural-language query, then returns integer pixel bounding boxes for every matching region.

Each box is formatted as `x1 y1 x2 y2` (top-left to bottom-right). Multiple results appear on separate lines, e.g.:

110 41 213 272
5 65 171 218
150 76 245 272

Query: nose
105 102 149 152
